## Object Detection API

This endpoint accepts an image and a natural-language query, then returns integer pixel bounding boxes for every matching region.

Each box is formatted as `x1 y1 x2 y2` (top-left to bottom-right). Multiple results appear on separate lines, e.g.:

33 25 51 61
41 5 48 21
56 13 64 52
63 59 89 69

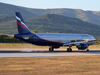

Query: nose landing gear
86 49 89 52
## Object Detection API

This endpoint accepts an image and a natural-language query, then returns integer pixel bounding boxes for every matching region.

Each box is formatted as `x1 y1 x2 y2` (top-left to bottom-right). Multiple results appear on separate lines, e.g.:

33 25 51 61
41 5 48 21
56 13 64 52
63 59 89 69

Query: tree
32 30 38 33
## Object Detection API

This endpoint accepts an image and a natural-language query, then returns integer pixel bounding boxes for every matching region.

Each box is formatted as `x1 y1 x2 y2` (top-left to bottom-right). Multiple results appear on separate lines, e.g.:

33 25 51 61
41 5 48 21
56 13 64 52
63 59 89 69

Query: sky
0 0 100 11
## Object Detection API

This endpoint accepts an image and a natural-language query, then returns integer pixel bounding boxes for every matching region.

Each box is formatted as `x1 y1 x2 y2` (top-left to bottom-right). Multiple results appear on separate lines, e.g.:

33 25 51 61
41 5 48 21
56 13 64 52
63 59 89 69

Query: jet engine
76 43 88 50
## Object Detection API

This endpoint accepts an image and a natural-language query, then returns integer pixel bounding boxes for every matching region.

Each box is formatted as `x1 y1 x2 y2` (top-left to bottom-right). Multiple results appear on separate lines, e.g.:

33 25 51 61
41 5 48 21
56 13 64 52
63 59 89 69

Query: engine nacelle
76 43 88 50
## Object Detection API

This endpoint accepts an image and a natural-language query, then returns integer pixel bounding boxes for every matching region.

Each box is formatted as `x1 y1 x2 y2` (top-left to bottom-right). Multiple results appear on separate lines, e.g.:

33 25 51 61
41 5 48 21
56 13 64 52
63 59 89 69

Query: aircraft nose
96 38 98 41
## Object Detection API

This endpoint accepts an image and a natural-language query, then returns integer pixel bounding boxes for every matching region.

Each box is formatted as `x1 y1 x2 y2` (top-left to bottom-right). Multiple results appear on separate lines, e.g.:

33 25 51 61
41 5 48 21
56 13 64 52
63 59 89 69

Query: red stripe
42 38 64 44
17 21 28 30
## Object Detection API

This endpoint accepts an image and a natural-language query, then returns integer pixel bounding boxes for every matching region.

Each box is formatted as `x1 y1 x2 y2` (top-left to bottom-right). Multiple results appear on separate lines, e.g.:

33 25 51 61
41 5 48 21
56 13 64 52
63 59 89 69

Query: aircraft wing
63 39 89 46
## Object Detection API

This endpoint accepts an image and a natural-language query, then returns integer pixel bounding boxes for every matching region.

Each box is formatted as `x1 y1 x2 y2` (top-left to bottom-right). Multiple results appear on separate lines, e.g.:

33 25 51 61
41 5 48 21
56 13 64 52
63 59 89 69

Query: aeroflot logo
16 16 29 29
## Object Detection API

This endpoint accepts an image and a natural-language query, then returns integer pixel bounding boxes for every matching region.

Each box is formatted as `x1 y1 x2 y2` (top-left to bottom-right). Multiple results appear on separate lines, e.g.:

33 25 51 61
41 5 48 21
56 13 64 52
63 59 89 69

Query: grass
0 43 100 75
0 43 100 49
0 56 100 75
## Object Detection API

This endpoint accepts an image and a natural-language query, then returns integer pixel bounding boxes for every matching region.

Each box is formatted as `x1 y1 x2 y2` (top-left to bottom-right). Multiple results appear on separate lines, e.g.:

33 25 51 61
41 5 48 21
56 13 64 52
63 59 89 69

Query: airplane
14 12 96 52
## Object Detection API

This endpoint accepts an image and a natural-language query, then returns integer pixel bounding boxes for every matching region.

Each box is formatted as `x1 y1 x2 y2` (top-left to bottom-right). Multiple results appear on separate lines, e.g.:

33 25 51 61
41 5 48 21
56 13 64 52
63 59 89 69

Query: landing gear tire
86 49 89 52
49 47 54 52
67 48 72 52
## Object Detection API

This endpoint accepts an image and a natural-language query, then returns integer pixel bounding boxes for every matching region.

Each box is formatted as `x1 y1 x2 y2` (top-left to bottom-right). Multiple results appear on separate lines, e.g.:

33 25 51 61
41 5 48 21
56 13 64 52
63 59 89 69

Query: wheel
49 48 51 51
49 47 54 51
86 49 89 52
70 48 72 52
67 48 72 52
67 48 69 52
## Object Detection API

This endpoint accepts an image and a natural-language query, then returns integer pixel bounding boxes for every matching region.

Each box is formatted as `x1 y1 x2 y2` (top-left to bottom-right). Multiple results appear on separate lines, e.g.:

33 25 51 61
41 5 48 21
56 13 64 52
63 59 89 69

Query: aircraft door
34 36 37 42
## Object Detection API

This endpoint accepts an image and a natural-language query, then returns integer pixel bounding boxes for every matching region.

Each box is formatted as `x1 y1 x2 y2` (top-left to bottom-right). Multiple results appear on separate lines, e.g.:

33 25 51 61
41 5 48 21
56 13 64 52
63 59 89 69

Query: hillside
0 2 100 25
25 8 100 25
0 2 37 18
0 14 100 37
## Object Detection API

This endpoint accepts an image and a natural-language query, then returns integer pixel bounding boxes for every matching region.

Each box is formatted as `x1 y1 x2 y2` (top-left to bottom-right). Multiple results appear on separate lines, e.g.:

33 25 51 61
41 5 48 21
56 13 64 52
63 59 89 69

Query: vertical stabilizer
15 12 31 34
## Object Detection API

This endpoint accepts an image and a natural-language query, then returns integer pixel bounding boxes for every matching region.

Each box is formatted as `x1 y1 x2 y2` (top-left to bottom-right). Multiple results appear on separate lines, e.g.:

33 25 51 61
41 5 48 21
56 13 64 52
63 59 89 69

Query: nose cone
88 35 96 45
91 35 95 40
91 37 96 45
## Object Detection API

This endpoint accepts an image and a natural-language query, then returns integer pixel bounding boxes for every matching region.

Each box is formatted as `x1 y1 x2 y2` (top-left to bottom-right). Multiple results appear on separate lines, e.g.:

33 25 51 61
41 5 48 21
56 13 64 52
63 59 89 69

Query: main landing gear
49 46 54 51
49 46 60 52
49 46 73 52
67 45 72 52
67 48 72 52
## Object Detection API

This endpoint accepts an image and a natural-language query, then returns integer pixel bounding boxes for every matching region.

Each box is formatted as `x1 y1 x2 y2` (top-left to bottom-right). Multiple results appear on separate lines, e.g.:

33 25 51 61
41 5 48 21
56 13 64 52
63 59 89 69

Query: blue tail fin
15 12 31 34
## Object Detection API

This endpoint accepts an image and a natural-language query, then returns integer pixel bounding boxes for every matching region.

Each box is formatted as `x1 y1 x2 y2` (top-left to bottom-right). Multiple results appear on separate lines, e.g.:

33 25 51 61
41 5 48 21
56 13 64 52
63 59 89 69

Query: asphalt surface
0 49 100 58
